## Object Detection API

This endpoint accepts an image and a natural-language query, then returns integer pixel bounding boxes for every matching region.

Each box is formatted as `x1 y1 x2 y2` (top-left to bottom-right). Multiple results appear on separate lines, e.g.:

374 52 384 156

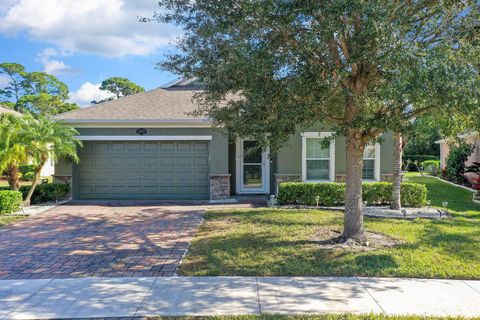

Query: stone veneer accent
210 174 231 200
274 174 302 194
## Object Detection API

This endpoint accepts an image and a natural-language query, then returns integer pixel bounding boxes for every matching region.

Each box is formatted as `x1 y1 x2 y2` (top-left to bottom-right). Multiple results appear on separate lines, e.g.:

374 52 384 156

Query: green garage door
76 140 210 199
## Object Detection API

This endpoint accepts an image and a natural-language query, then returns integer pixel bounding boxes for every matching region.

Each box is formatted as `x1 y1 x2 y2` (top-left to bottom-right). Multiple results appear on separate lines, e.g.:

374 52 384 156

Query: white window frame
301 132 335 182
363 143 381 181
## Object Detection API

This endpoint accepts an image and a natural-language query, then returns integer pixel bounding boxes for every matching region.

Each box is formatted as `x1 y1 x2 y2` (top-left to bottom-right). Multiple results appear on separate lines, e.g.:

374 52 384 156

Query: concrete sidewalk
1 276 480 319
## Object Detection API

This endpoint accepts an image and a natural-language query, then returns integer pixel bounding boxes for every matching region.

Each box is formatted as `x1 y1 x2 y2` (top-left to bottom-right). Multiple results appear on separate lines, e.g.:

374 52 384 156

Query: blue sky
0 0 180 106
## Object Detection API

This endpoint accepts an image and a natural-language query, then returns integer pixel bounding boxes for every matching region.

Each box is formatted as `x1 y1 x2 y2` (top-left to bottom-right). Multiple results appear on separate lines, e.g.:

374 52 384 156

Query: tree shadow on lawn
411 219 480 261
181 226 402 277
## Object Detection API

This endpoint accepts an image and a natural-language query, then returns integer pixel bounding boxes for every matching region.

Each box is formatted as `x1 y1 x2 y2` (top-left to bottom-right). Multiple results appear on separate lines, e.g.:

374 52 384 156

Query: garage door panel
95 156 109 166
95 171 109 180
143 171 158 180
194 142 209 152
193 171 209 180
144 186 159 194
194 157 209 167
111 142 125 151
160 157 175 167
126 171 142 180
177 157 192 167
127 143 141 151
95 143 109 152
144 142 159 152
144 157 158 167
77 141 210 199
111 157 125 167
176 172 192 180
193 186 209 195
177 142 191 152
127 157 142 166
111 186 125 195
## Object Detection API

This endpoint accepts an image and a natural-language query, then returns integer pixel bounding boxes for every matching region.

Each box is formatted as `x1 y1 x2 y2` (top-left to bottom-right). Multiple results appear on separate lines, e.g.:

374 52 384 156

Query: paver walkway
0 205 204 279
1 276 480 319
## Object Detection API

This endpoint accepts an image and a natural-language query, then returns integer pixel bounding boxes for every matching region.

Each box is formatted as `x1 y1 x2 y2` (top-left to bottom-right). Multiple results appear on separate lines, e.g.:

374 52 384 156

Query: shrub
403 155 438 172
23 172 35 181
0 190 23 214
445 142 475 184
421 160 440 176
277 182 427 207
19 164 35 176
0 183 70 205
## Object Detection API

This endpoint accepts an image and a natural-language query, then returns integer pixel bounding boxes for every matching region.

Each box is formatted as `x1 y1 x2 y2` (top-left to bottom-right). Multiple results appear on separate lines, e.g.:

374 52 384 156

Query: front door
237 139 269 194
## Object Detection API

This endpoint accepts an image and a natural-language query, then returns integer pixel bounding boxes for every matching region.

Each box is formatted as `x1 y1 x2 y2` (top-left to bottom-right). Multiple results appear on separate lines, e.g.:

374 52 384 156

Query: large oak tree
151 1 479 243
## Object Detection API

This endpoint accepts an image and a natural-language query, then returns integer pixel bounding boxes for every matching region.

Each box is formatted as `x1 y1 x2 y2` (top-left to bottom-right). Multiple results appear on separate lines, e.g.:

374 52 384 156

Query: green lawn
180 174 480 279
0 214 26 227
149 315 478 320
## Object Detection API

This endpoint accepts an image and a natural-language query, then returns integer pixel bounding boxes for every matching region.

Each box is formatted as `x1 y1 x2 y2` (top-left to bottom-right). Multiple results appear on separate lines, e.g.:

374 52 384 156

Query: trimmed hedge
0 183 70 205
421 160 440 176
0 190 23 214
277 182 427 207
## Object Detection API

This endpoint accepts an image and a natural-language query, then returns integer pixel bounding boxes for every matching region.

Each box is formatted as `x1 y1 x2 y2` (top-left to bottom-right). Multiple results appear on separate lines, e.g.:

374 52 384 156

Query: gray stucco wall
276 124 394 175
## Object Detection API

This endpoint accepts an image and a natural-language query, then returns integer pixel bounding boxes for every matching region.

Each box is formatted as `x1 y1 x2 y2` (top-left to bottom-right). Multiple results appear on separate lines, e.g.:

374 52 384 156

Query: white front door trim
236 138 270 194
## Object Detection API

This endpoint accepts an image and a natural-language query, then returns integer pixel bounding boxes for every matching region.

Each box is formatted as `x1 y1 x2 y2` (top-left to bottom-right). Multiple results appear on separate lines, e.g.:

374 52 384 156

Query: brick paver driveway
0 204 203 279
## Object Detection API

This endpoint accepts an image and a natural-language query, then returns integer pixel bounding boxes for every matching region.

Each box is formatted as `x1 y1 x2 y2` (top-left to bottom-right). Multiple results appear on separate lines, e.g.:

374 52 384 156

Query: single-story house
436 132 480 171
0 106 54 177
53 79 395 201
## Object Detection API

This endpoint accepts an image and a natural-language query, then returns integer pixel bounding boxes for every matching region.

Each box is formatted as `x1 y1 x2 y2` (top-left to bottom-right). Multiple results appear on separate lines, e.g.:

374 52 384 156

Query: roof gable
54 87 207 123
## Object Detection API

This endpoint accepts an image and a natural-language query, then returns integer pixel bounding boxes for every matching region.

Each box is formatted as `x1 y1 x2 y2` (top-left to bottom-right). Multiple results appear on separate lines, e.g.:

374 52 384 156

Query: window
363 144 380 180
302 132 335 181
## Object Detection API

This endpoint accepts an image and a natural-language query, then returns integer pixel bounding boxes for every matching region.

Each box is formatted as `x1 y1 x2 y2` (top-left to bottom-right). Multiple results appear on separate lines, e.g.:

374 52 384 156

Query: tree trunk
6 163 20 191
391 131 403 210
342 130 367 244
23 160 45 206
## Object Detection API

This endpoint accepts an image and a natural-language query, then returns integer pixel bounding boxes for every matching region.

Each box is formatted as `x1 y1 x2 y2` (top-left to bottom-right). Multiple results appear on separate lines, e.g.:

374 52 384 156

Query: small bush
0 190 23 214
277 182 427 207
23 172 35 181
403 155 438 172
0 183 70 204
421 160 440 176
445 142 475 184
19 164 35 176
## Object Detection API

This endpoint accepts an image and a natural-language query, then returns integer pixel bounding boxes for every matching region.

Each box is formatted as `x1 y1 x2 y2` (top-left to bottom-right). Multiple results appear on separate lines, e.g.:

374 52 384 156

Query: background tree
0 114 28 190
0 63 80 116
403 117 441 157
0 63 28 111
91 77 145 104
152 1 480 243
19 116 81 205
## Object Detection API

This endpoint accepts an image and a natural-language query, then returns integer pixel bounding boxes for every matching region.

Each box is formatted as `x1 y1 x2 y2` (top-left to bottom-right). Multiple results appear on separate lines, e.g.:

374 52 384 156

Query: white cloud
0 0 179 58
0 74 10 88
36 47 76 76
69 81 115 106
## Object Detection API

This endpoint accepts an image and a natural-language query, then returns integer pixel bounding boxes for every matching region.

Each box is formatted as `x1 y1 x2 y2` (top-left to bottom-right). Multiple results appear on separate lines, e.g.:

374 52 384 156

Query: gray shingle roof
0 105 22 117
55 87 207 122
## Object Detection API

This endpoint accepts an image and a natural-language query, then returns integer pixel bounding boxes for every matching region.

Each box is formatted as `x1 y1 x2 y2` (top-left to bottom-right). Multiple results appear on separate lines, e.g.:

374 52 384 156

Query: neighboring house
53 79 395 201
436 132 480 170
0 105 55 177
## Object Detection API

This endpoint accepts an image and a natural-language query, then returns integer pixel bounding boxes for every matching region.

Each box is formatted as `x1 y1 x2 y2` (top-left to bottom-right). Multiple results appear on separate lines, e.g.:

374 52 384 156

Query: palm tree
0 114 28 191
20 115 81 205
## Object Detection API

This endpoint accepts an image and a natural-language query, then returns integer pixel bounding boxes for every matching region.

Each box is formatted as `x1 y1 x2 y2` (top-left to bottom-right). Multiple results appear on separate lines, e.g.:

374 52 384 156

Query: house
0 105 55 177
53 79 395 201
436 132 480 171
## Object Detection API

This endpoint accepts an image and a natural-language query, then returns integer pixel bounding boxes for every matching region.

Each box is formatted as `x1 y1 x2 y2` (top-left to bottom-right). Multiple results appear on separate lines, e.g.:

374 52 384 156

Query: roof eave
55 118 213 128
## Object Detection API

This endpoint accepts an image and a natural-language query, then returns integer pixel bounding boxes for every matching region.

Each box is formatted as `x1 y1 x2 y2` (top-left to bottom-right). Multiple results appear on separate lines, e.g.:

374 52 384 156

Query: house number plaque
136 128 148 135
